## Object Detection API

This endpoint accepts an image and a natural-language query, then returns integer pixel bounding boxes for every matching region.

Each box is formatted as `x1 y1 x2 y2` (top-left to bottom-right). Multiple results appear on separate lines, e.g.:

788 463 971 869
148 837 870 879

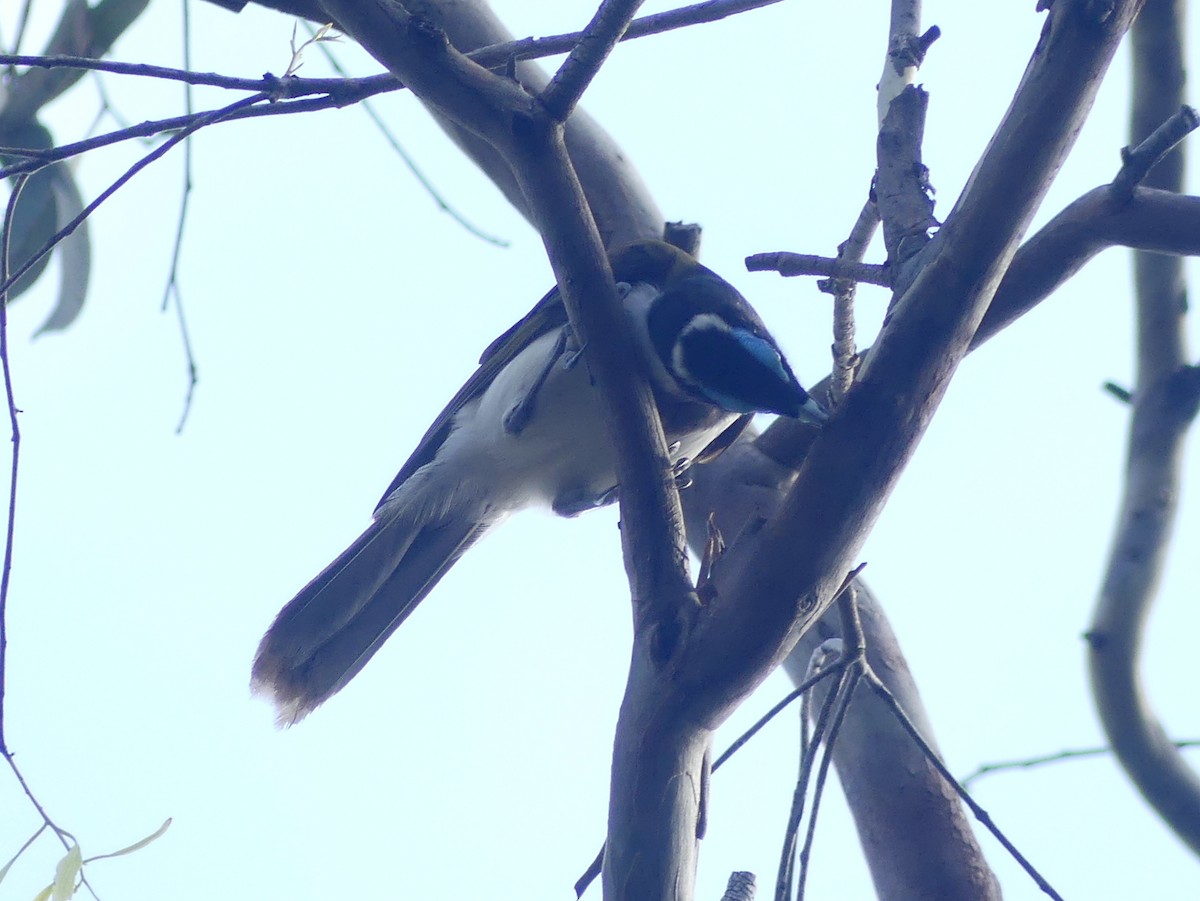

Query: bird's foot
672 457 694 491
553 484 618 517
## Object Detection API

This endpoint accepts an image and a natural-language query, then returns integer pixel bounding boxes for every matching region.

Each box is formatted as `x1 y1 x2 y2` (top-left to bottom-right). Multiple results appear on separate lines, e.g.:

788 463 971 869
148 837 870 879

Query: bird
252 239 828 725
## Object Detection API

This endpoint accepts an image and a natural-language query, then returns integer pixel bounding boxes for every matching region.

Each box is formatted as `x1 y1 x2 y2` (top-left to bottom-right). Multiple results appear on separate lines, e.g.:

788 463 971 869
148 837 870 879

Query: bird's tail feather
252 509 490 726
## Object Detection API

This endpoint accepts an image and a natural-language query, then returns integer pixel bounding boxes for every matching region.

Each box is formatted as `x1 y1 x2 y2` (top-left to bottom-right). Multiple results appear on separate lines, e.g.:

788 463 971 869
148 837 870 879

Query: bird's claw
560 331 586 371
672 457 694 490
553 484 618 517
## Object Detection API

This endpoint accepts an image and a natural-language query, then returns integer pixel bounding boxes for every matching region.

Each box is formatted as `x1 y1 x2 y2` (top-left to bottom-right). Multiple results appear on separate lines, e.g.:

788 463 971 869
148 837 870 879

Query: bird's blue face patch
730 327 792 384
673 315 810 417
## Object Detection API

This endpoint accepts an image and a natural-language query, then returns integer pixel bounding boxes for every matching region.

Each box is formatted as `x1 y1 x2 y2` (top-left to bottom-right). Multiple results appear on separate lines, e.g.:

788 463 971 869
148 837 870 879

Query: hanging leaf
49 844 82 901
0 120 92 333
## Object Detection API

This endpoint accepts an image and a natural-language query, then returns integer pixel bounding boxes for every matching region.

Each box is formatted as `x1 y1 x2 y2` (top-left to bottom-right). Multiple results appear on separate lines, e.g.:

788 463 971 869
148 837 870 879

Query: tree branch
305 4 703 895
599 4 1144 900
540 0 644 123
674 0 1145 800
744 252 890 288
754 183 1200 472
0 0 150 133
1087 0 1200 857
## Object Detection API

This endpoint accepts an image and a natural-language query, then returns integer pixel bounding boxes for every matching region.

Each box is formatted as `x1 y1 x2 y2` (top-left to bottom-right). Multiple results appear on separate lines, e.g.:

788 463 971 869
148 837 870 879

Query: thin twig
165 0 199 433
0 1 791 184
0 93 370 178
0 175 25 756
0 166 103 901
1111 104 1199 200
303 23 506 246
862 670 1064 899
541 0 645 122
2 754 101 900
1 824 47 875
795 671 860 901
712 660 850 772
6 0 35 65
788 586 865 901
88 69 140 135
0 93 268 299
168 273 197 436
745 252 890 287
0 52 386 93
775 660 849 901
0 0 788 97
961 740 1200 788
825 201 881 405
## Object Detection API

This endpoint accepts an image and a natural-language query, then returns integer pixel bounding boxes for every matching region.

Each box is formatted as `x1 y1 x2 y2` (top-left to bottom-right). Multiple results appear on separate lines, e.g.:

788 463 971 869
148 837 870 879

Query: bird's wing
694 413 754 464
373 240 687 512
374 283 570 511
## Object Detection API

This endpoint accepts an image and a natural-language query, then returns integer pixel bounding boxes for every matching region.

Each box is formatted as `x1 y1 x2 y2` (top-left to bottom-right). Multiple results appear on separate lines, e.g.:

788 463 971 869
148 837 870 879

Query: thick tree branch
688 0 1145 722
306 4 702 896
975 185 1200 347
682 442 1002 901
202 0 1175 894
605 4 1143 901
1088 0 1200 857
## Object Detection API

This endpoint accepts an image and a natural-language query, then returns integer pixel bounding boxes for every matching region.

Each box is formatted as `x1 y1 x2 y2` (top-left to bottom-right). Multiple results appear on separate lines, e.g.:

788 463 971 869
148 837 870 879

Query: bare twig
794 671 858 901
825 201 880 405
164 0 199 433
0 0 151 132
0 52 395 95
745 252 890 287
970 186 1200 351
1111 104 1199 200
302 21 507 245
0 175 100 899
6 0 36 63
713 659 850 773
0 0 788 185
0 175 25 755
541 0 644 122
861 669 1063 899
0 93 268 299
961 740 1200 788
776 661 853 901
0 0 787 98
2 754 101 900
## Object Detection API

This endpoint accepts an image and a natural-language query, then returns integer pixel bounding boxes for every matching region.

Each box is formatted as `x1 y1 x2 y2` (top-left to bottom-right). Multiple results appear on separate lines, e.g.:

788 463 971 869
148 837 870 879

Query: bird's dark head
647 269 827 424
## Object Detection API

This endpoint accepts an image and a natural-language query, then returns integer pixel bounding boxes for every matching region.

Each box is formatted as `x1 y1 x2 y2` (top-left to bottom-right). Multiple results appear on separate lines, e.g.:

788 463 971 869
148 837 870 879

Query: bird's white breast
429 298 735 517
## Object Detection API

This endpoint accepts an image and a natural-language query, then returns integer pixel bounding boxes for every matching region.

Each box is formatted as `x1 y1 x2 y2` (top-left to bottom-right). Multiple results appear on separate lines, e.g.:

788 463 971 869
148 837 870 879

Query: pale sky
1 2 1198 899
